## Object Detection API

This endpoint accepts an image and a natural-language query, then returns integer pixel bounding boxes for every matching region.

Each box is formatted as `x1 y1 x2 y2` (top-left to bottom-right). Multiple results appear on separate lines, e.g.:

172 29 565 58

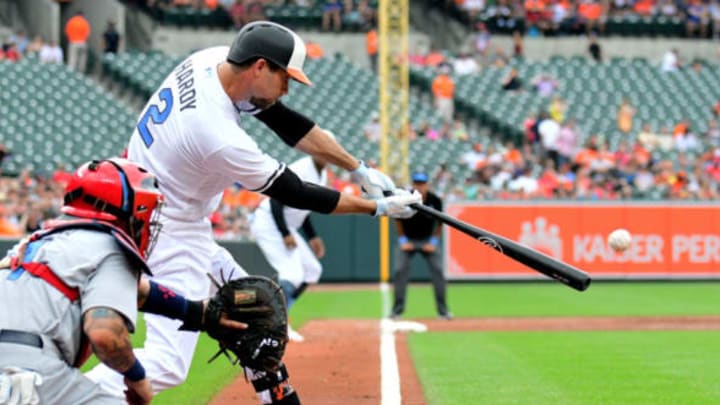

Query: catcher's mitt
204 274 289 372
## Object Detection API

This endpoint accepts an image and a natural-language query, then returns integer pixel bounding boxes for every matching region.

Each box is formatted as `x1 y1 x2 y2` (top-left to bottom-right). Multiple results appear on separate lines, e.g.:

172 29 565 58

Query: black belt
0 329 44 349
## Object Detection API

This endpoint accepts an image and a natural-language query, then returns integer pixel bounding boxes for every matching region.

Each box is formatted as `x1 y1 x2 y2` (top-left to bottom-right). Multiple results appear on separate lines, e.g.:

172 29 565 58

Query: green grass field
85 282 720 404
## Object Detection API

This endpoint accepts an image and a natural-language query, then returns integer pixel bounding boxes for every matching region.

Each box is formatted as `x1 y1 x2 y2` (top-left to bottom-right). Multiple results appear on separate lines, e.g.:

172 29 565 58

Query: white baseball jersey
250 156 327 287
254 156 328 230
127 46 285 224
89 46 283 396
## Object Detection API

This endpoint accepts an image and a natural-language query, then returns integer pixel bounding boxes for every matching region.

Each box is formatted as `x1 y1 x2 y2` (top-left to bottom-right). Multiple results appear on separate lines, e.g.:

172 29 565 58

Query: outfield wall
445 202 720 280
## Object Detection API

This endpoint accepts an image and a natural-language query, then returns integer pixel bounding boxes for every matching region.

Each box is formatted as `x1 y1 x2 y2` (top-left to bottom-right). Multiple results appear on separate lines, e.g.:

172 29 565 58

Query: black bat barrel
411 204 591 292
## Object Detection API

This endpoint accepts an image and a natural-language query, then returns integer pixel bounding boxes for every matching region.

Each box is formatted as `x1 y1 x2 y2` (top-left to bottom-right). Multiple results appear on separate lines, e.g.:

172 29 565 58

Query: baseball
608 229 632 252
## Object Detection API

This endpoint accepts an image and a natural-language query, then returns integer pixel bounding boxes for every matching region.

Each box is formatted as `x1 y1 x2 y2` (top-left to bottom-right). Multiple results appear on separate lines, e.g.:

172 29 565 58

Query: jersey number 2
138 88 174 147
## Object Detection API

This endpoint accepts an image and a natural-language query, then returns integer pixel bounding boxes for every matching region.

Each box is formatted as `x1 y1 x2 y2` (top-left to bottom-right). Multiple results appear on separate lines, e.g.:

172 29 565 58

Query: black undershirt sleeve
300 217 317 239
270 199 291 237
263 168 340 214
254 101 316 147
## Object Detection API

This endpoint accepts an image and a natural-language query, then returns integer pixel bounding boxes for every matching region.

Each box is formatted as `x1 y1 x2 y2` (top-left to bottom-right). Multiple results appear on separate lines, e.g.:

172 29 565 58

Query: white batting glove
375 189 422 219
350 161 396 199
0 367 43 405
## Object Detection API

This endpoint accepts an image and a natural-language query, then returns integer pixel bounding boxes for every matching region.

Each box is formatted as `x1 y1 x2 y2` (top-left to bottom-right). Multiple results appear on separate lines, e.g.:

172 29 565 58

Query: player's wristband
398 236 409 245
123 358 146 382
429 236 439 246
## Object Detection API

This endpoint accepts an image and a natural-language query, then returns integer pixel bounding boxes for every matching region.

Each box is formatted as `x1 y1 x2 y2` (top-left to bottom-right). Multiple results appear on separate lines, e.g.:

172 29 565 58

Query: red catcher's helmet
62 159 164 259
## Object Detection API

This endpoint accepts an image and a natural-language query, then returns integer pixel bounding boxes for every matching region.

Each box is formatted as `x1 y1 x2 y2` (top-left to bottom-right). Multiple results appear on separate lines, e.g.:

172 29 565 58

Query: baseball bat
411 204 591 291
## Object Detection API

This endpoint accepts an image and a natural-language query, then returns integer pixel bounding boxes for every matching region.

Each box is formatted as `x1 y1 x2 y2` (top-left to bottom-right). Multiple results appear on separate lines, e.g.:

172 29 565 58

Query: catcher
0 159 288 405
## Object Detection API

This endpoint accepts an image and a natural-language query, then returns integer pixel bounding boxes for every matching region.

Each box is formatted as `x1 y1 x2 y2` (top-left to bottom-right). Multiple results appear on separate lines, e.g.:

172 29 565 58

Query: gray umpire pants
392 239 448 316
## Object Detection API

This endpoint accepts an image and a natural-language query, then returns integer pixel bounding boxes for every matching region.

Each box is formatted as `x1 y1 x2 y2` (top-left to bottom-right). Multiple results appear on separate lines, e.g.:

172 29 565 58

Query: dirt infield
211 316 720 404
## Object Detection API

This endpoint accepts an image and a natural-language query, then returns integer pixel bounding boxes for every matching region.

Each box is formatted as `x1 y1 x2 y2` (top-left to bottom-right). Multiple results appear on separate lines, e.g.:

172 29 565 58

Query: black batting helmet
227 21 312 86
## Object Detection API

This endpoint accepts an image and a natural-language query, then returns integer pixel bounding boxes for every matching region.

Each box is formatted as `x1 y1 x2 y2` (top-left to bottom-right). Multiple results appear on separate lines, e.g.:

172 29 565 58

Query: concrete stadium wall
152 27 431 70
484 36 719 64
16 0 60 44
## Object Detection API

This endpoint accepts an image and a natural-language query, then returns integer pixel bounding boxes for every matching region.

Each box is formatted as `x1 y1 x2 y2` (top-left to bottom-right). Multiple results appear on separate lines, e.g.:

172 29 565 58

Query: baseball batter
86 21 419 404
250 153 330 342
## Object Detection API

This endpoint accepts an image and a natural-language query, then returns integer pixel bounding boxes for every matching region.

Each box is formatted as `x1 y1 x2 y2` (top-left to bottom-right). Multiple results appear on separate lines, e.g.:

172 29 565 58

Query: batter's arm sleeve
264 167 340 214
300 216 317 239
270 199 291 237
253 101 316 147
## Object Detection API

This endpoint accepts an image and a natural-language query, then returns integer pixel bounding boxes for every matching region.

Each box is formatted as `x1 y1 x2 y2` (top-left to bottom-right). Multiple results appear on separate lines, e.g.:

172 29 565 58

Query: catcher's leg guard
246 362 300 404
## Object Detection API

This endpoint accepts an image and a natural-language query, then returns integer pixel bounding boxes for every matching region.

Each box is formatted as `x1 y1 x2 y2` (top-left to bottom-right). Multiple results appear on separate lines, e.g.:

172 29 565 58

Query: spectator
357 0 376 24
102 20 121 54
706 119 720 146
8 30 28 54
659 0 679 16
0 144 9 171
473 22 491 60
661 48 680 72
538 112 561 165
686 0 709 38
524 113 538 144
452 52 479 75
549 96 567 123
322 0 343 31
556 119 579 167
512 30 523 58
2 43 21 61
425 47 446 67
342 0 365 30
39 40 63 64
501 67 523 91
588 33 602 62
227 0 247 29
710 0 720 39
578 0 606 35
675 127 700 152
26 35 44 56
549 0 569 35
531 73 559 97
432 162 454 194
461 143 486 171
431 64 455 122
65 11 91 72
450 119 469 141
617 98 635 133
463 0 485 21
365 25 378 73
633 0 656 15
245 0 266 22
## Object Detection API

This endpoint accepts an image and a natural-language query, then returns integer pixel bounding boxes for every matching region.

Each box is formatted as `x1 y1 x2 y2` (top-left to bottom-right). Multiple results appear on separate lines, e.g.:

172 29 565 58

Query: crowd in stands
132 0 377 31
0 30 63 63
447 0 720 38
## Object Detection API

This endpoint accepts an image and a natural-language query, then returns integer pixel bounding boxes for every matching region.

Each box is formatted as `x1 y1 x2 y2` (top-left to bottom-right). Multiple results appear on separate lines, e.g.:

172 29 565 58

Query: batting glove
375 189 421 218
350 161 396 200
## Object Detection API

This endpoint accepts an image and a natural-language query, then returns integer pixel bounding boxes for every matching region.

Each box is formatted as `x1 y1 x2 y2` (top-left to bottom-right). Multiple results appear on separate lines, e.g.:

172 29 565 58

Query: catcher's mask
62 158 164 259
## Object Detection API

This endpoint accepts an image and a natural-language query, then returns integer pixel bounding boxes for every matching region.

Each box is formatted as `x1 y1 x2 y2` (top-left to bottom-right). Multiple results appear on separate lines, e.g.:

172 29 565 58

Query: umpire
391 172 452 320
